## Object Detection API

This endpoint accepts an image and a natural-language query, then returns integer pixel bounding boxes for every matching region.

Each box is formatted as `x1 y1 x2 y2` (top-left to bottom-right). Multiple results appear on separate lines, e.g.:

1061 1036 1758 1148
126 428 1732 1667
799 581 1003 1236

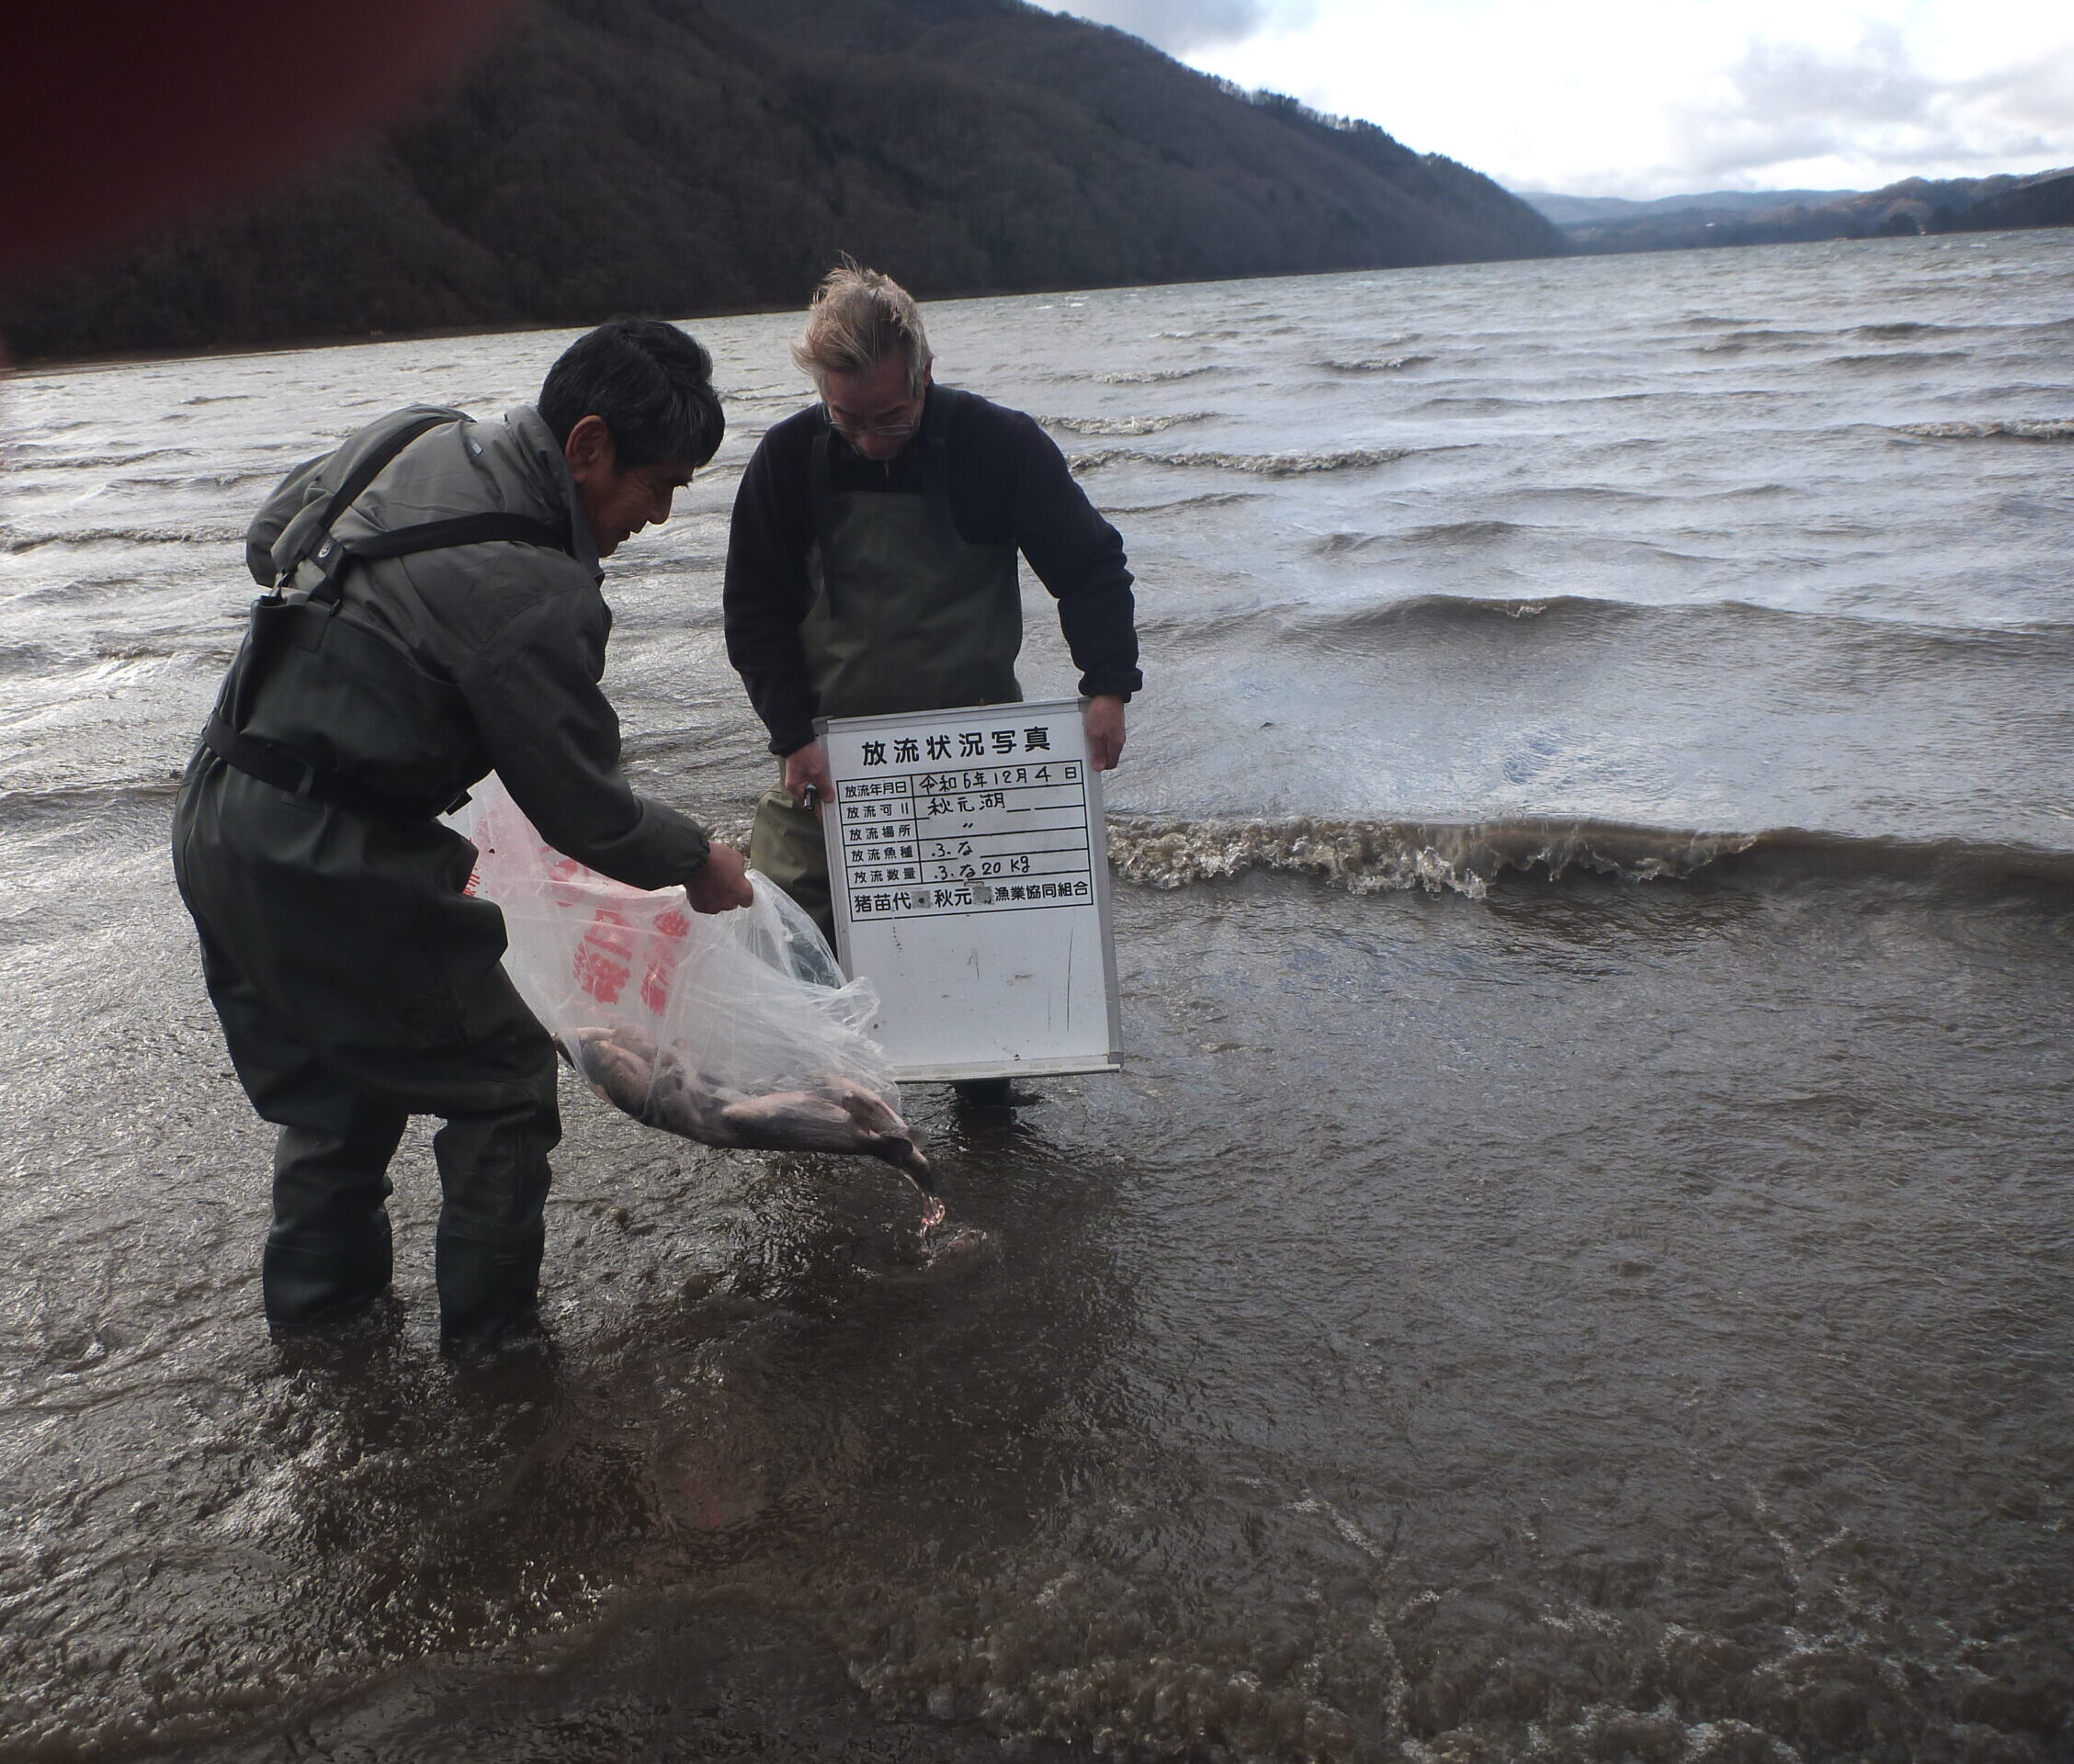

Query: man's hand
1083 695 1128 771
685 842 754 914
783 740 834 814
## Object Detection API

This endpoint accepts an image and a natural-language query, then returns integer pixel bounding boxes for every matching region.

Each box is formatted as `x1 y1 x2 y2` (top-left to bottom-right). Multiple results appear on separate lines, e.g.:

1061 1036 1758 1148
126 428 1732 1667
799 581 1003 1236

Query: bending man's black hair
538 318 725 469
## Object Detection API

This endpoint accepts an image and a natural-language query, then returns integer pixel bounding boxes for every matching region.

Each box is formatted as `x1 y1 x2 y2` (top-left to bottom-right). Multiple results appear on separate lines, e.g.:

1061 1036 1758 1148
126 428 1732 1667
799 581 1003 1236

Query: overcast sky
1029 1 2074 198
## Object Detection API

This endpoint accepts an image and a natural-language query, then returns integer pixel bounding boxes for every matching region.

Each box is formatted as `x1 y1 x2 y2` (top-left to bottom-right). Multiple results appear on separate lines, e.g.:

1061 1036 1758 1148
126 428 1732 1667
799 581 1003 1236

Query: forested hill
0 0 1562 362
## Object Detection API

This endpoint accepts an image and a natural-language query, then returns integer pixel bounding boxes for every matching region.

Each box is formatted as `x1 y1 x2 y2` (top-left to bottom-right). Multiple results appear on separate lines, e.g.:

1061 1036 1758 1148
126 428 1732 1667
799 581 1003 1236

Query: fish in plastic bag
447 776 931 1192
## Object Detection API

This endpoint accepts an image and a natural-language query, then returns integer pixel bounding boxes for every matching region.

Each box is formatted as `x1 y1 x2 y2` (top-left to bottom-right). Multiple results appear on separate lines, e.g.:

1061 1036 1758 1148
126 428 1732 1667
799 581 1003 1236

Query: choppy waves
1830 350 1973 370
1893 418 2074 441
1312 520 1532 554
1070 445 1412 476
4 446 204 468
4 524 248 552
1851 322 1970 341
1162 590 2074 656
1106 815 2074 899
1092 367 1218 384
1320 355 1432 372
1041 412 1212 436
1098 490 1264 515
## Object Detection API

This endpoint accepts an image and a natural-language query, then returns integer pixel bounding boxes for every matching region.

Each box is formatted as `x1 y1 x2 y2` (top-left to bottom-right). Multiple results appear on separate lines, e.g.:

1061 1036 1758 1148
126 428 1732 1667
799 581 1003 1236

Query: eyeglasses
825 404 920 442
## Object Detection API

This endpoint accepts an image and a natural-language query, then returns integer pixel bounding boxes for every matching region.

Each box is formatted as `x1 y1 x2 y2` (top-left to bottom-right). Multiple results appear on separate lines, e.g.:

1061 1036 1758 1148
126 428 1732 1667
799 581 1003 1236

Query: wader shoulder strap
280 409 454 588
921 387 959 548
304 512 572 602
808 424 836 563
211 460 576 820
230 510 575 729
807 423 844 625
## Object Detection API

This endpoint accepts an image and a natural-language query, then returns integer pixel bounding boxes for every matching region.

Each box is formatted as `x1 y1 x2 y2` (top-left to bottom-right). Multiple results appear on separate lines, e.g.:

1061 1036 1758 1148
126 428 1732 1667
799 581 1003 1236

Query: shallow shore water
3 231 2070 1761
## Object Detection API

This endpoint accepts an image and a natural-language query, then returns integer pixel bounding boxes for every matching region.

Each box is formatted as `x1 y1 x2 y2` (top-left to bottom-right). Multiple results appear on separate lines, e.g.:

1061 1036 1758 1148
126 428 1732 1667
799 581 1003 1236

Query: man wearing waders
723 265 1141 1105
174 320 754 1346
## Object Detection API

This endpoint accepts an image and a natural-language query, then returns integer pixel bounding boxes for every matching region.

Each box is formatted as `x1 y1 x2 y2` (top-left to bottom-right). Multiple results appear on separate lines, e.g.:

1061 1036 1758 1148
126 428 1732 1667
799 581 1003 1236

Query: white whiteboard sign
817 698 1122 1082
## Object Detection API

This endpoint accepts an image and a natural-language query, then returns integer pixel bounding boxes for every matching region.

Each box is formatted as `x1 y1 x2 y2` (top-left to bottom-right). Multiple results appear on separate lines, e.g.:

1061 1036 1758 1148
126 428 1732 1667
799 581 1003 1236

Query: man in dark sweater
723 264 1143 982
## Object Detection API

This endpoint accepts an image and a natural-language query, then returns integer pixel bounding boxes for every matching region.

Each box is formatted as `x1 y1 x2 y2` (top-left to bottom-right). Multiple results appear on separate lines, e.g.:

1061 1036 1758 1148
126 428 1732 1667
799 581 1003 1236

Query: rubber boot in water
436 1227 546 1348
262 1222 392 1332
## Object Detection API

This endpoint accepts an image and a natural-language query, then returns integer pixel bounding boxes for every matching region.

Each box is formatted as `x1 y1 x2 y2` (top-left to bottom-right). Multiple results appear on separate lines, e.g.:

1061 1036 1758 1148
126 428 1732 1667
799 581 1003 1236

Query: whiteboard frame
816 697 1123 1083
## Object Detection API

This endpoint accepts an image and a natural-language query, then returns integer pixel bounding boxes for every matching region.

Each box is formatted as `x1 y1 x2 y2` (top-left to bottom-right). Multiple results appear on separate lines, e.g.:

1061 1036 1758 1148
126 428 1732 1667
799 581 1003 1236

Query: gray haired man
722 266 1143 1080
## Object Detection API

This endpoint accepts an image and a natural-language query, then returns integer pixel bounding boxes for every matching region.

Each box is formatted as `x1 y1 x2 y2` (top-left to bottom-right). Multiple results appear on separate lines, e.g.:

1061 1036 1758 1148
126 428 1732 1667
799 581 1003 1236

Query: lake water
2 230 2071 1762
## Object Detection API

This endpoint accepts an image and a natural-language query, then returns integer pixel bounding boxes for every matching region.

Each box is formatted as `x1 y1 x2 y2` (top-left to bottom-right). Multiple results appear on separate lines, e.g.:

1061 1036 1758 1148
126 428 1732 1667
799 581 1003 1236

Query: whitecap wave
1106 815 1751 899
1894 418 2074 441
1041 412 1212 436
1321 355 1430 372
1105 815 2074 899
1093 367 1217 384
1069 446 1411 476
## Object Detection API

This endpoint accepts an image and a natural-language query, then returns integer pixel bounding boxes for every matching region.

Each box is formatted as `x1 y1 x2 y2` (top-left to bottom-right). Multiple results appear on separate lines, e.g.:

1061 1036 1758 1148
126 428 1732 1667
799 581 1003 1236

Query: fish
574 1027 659 1117
571 1027 933 1193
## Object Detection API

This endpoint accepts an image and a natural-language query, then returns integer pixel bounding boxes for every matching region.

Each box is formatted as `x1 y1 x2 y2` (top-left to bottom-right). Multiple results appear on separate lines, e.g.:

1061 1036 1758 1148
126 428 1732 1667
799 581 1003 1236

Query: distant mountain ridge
1522 168 2074 253
0 0 1561 362
1517 189 1864 225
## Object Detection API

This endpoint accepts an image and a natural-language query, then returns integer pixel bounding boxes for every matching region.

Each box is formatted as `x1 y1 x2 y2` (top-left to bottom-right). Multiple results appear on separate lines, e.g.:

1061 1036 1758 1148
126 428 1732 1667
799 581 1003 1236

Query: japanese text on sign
835 736 1092 922
856 725 1057 769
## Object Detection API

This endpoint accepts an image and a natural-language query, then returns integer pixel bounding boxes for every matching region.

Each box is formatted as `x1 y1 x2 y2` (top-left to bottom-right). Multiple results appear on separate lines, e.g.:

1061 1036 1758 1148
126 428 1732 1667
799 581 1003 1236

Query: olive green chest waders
751 423 1022 944
173 416 573 1344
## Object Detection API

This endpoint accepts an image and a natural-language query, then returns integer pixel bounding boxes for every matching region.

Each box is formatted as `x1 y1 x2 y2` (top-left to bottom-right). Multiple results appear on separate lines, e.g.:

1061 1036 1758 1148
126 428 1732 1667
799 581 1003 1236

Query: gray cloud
1736 26 1934 127
1052 0 1312 55
1672 26 2074 184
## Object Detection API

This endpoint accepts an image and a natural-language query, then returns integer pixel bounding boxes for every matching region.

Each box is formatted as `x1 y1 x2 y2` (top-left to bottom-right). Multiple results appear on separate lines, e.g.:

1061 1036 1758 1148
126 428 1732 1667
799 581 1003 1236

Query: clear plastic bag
448 776 930 1191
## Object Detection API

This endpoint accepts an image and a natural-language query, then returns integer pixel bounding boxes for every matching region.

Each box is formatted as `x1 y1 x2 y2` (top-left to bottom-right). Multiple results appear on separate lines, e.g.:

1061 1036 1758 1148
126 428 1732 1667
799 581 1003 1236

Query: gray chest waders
176 416 578 1343
751 412 1023 941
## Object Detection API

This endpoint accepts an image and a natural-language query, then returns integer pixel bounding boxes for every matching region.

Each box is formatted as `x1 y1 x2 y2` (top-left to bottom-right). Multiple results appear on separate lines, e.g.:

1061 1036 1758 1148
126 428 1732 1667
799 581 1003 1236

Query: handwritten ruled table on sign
817 698 1122 1082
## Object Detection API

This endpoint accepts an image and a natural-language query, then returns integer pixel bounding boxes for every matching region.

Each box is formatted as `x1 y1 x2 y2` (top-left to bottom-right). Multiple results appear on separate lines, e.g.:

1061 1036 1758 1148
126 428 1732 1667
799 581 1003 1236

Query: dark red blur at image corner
3 0 519 278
